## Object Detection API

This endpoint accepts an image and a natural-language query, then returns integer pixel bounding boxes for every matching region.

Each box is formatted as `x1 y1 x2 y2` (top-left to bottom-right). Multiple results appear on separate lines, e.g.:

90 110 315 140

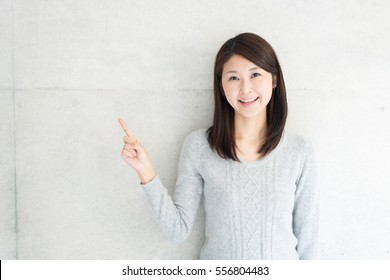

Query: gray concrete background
1 0 390 259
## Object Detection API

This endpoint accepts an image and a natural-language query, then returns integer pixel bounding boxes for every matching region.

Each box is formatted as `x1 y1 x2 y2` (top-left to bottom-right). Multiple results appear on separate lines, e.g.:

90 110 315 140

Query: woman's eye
228 76 239 81
251 72 261 78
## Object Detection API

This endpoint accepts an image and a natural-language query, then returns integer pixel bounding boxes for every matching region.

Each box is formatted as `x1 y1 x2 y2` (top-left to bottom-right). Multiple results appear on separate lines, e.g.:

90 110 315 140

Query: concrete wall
0 0 16 259
1 0 389 259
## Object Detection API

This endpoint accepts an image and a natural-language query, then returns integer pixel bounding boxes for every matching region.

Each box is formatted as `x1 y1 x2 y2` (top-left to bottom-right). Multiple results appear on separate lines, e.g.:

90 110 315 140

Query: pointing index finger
118 118 133 137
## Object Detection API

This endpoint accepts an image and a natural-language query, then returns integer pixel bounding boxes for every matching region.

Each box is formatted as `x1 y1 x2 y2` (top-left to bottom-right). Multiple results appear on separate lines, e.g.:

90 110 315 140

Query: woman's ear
219 83 226 97
272 74 277 88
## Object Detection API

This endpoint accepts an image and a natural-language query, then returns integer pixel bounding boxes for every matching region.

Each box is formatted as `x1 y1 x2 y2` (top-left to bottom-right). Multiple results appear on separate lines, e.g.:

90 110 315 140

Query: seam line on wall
12 0 18 260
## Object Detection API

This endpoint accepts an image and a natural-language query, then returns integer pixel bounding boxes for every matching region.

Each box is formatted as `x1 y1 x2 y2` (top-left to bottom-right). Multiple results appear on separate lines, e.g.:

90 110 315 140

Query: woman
119 33 319 260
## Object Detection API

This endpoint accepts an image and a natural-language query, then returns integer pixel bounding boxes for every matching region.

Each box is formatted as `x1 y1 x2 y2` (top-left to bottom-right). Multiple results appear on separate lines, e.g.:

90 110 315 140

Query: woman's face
221 54 275 120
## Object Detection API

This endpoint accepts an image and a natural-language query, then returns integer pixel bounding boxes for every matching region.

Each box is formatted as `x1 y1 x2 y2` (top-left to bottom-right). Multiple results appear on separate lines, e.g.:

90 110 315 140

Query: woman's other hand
119 118 156 184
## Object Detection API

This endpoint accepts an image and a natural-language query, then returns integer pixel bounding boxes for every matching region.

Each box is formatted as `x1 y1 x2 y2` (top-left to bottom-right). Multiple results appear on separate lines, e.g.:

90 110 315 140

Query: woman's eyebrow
224 67 260 75
224 70 237 75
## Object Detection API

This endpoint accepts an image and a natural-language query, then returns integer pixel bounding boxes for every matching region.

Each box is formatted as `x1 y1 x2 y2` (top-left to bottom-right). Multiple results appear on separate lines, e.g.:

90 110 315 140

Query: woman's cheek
223 83 238 97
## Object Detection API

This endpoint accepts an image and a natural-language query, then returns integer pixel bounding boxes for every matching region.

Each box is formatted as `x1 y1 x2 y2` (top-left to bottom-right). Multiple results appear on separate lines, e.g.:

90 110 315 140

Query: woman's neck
234 111 268 144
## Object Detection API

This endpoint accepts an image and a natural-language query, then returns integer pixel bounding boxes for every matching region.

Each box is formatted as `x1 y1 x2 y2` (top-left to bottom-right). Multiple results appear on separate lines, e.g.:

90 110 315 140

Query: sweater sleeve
293 141 320 259
141 131 204 244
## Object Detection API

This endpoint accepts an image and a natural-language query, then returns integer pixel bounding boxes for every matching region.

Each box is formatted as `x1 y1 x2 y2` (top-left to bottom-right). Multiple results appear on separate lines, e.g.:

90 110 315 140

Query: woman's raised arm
119 118 156 184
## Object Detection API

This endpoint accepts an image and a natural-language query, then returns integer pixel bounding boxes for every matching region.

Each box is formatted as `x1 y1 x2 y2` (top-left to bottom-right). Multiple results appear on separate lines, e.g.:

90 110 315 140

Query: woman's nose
240 80 252 94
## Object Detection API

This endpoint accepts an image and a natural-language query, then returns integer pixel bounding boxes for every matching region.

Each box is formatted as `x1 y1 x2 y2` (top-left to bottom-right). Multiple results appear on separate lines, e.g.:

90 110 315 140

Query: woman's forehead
223 55 263 73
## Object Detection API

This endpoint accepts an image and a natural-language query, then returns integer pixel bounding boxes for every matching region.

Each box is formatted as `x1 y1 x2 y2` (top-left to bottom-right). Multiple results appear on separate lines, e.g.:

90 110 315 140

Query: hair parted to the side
207 32 288 161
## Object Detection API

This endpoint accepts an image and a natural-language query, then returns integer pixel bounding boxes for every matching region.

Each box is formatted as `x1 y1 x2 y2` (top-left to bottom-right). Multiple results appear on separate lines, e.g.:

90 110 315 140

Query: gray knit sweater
142 129 319 260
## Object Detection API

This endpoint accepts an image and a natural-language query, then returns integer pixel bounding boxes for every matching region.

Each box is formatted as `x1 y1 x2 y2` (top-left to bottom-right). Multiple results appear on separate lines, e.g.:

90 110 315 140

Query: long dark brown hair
207 32 288 161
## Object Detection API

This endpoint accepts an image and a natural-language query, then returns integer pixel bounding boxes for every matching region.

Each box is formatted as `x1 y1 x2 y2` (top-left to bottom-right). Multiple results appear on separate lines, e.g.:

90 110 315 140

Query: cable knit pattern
142 129 319 260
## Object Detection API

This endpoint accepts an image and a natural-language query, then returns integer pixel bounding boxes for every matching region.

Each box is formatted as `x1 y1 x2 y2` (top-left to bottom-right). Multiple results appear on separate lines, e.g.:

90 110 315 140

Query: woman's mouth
239 97 259 106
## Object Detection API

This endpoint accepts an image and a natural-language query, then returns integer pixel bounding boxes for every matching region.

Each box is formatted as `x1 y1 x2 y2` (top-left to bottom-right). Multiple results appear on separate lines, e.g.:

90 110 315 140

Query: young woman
119 33 319 260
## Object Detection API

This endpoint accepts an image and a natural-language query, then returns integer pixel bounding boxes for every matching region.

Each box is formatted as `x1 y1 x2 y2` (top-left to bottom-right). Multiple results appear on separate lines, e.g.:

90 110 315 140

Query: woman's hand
119 118 156 184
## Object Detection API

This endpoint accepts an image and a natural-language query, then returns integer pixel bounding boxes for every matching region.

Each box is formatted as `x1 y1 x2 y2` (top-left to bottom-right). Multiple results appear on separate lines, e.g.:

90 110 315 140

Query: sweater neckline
235 130 286 166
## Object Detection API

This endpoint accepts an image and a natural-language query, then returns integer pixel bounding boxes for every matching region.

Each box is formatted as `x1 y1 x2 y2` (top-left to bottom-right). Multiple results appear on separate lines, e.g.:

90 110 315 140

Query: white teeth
240 97 258 103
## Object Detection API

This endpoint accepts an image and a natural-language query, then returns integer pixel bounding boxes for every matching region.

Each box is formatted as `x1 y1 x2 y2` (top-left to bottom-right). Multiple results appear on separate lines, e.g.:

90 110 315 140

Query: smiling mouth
239 97 259 104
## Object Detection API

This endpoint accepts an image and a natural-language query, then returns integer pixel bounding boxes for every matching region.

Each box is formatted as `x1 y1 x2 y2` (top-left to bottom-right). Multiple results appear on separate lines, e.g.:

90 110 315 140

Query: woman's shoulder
184 128 209 147
180 128 212 164
282 130 315 156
